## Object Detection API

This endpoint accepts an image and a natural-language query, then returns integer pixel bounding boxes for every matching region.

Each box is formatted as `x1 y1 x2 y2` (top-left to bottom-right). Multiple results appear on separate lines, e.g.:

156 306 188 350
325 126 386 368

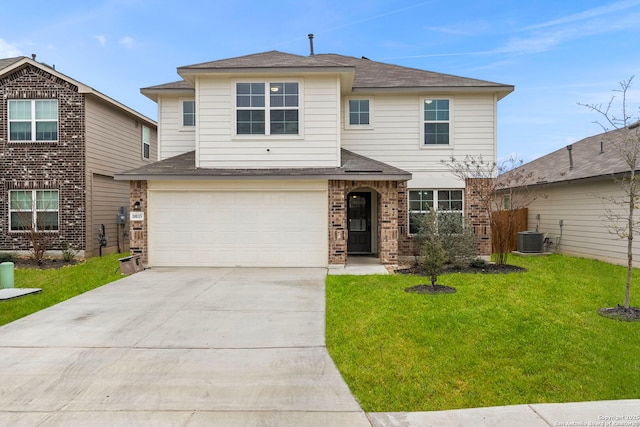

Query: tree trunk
626 173 634 309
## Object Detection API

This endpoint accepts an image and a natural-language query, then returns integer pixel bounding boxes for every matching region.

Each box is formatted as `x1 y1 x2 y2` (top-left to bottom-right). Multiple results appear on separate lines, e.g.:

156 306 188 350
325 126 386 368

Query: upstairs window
236 82 299 135
9 189 59 231
348 99 370 125
423 99 449 145
142 126 150 160
8 100 58 142
182 99 196 127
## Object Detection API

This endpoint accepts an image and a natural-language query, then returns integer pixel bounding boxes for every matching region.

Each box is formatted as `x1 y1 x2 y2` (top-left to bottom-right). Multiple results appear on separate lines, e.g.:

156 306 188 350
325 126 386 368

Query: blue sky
2 0 639 162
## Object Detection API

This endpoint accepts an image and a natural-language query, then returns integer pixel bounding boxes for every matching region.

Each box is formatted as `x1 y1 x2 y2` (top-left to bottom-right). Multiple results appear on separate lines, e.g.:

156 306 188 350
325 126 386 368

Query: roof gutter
114 172 412 181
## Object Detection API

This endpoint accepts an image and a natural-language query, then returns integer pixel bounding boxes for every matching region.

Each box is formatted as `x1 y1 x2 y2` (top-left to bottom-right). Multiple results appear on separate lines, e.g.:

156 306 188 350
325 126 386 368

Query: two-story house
116 50 513 268
1 56 157 258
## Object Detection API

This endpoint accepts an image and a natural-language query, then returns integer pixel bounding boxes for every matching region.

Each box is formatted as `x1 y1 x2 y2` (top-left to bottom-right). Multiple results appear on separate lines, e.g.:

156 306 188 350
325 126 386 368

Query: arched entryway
328 179 402 266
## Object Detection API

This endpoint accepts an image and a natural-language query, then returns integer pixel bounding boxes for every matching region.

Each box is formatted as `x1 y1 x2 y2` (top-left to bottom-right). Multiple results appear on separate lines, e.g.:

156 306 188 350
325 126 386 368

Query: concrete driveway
0 268 370 426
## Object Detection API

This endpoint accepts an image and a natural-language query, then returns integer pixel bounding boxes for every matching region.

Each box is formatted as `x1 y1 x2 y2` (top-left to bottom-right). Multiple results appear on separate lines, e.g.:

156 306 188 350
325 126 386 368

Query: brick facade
130 178 490 267
329 179 403 265
0 64 86 253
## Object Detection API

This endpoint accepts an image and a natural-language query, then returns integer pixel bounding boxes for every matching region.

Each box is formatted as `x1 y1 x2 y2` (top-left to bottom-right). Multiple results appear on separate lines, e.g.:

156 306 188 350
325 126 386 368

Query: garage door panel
149 189 327 267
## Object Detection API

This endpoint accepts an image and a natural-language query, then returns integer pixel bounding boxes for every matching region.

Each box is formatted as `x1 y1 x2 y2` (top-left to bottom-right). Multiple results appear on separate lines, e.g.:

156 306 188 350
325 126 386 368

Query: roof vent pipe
31 53 36 60
600 140 604 154
567 144 574 170
308 34 315 56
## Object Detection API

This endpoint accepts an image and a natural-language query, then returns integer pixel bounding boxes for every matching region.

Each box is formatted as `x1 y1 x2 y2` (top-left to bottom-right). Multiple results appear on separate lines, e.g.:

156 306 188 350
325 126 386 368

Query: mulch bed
395 262 527 275
597 306 640 322
405 284 457 294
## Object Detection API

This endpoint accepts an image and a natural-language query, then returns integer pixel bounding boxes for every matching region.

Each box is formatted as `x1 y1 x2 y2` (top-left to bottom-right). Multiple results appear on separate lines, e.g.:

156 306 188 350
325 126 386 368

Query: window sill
344 126 375 131
419 144 454 150
232 134 304 141
9 140 59 144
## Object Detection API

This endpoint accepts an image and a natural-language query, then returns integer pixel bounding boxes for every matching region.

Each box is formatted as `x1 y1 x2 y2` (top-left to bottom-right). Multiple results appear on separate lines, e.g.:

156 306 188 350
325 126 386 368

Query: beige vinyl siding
87 174 130 257
157 96 196 160
85 96 157 255
196 75 340 168
341 93 496 188
526 179 640 267
85 96 158 173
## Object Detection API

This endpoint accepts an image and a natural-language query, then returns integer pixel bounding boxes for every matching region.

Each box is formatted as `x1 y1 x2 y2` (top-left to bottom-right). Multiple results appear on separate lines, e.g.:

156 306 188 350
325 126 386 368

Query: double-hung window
8 99 58 142
9 190 59 231
423 99 449 145
142 126 150 160
409 189 463 234
182 99 196 127
236 82 299 135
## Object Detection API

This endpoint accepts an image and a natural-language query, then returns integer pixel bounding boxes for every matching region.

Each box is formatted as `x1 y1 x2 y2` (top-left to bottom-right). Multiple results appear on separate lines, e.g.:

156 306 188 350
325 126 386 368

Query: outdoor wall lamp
133 201 141 211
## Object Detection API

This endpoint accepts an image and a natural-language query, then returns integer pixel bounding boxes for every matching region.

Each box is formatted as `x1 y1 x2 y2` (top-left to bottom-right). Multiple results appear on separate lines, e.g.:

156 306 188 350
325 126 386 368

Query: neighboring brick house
0 56 157 258
116 49 512 267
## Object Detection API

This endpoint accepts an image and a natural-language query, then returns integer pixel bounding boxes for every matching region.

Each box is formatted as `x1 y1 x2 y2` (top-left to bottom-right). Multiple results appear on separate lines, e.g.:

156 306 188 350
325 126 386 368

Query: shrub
61 243 78 262
0 253 16 263
437 212 479 268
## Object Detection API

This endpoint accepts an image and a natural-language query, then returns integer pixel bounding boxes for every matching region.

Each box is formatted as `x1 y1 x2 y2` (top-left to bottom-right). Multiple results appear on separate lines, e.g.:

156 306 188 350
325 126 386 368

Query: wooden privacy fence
492 208 528 252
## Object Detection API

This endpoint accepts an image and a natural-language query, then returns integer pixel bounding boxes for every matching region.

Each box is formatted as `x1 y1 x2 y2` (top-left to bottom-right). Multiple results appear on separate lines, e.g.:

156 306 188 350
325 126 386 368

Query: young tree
443 156 541 265
580 76 640 311
413 209 447 285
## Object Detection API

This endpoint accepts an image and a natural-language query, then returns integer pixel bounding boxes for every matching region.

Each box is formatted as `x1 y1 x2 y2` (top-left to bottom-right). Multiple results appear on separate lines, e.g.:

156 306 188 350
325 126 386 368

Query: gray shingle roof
142 80 193 91
179 51 347 70
500 126 640 188
143 50 513 96
0 56 24 71
115 149 411 181
316 53 509 90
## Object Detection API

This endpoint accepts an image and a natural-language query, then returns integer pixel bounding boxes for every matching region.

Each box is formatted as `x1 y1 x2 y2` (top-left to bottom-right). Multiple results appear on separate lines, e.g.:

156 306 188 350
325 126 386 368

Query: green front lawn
326 254 640 412
0 253 124 327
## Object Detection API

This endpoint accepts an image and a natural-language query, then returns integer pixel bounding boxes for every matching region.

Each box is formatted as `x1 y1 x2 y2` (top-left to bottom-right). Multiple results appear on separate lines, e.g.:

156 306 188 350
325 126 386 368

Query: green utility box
1 262 15 288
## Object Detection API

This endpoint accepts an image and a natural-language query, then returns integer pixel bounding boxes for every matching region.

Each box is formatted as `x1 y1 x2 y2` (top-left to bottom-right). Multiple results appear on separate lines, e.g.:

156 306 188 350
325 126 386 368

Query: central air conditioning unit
517 231 544 253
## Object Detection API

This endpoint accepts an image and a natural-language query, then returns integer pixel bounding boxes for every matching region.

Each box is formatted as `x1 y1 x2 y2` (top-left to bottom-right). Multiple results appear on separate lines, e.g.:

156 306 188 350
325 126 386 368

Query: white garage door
147 182 328 267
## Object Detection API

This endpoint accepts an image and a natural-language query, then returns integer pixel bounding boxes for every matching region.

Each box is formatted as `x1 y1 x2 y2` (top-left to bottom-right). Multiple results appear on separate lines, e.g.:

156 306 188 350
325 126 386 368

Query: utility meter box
117 207 128 225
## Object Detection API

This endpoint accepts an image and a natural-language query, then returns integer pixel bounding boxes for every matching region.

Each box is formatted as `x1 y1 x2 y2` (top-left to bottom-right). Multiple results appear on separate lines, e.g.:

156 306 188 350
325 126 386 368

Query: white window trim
8 99 59 142
344 96 374 130
179 97 196 131
232 79 304 139
142 126 151 160
408 188 464 235
9 189 60 232
419 97 454 148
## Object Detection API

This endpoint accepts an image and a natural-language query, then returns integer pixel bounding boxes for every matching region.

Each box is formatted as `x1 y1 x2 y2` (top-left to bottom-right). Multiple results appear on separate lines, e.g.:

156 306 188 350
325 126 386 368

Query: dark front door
347 192 371 254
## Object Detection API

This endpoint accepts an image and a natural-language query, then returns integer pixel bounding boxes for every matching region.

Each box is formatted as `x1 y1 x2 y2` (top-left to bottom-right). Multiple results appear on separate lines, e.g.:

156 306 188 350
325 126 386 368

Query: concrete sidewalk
369 399 640 426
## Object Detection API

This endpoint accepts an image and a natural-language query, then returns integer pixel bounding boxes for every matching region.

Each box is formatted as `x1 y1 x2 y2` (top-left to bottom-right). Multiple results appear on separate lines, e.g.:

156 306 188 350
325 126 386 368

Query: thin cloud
525 0 640 30
0 39 22 57
94 35 107 47
119 36 135 49
425 21 491 36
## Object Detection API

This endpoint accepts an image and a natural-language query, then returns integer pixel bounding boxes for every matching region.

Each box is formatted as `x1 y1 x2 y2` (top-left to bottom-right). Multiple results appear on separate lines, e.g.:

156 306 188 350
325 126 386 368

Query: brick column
328 180 347 265
377 182 399 264
129 180 148 265
465 178 492 256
